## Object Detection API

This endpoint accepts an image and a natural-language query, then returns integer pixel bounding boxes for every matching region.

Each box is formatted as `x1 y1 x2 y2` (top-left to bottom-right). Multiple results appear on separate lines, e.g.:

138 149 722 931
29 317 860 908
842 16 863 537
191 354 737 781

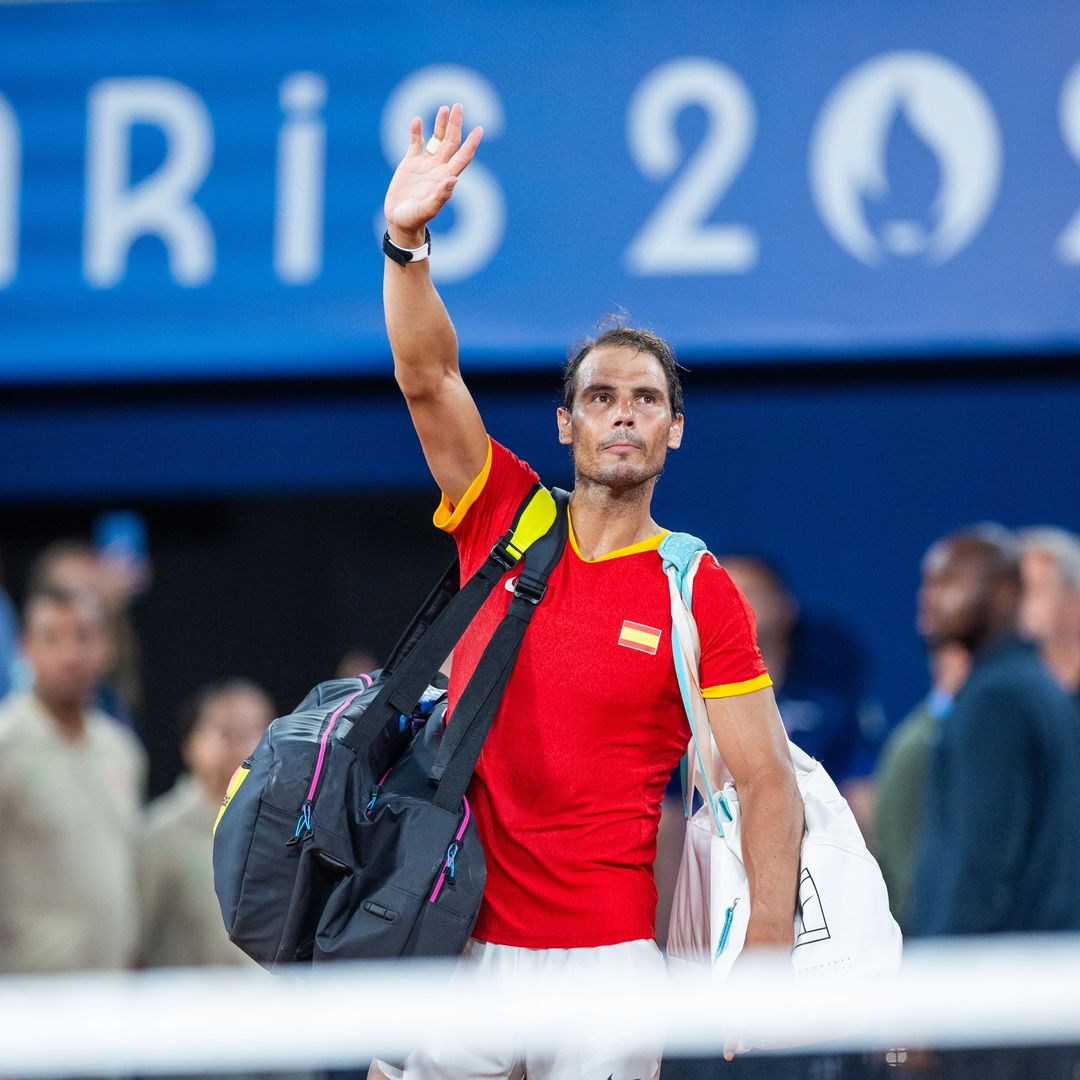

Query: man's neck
569 477 659 561
35 692 87 741
1041 638 1080 693
969 624 1015 659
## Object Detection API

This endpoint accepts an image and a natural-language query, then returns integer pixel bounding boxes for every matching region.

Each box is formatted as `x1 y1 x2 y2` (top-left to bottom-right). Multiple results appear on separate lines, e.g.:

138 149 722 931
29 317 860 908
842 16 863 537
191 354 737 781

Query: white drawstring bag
660 534 902 981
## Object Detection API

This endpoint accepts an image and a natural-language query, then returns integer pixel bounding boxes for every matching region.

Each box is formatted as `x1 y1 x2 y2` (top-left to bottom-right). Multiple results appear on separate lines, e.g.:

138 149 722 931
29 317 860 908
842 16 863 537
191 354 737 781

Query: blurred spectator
719 555 885 837
28 537 149 725
0 587 146 972
0 555 18 697
909 524 1080 935
138 678 274 968
1017 526 1080 698
875 641 971 933
336 646 381 680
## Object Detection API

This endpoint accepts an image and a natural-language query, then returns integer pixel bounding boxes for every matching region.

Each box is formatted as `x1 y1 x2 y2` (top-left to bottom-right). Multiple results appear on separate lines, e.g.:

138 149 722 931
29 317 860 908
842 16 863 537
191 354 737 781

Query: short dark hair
933 522 1022 589
177 678 275 743
563 320 685 418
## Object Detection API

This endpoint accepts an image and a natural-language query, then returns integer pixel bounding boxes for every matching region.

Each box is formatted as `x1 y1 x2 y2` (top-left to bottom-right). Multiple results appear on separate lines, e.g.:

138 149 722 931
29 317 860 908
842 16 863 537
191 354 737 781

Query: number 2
626 58 758 276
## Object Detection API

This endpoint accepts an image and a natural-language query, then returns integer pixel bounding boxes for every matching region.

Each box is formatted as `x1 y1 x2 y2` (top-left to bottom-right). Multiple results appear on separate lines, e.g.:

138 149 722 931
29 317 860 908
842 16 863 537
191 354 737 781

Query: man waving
374 104 803 1080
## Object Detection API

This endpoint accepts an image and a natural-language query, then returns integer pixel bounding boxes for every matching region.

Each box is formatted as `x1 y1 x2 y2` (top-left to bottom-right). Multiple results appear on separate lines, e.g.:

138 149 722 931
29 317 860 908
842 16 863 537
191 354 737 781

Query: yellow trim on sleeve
701 672 773 699
567 511 669 563
433 437 493 533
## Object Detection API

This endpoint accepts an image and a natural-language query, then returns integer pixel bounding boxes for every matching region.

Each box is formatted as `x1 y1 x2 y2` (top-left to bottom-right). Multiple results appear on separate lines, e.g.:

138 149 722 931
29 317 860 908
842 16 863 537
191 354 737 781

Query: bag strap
429 487 570 811
659 532 730 838
342 482 561 759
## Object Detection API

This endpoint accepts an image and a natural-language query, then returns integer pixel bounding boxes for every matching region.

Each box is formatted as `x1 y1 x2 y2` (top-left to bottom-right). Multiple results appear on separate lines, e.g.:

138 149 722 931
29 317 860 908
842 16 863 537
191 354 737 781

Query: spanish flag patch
619 620 662 655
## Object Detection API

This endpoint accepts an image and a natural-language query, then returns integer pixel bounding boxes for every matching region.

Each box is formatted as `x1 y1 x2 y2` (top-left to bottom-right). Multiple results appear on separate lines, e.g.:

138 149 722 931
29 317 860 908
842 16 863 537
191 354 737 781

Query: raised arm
383 104 489 504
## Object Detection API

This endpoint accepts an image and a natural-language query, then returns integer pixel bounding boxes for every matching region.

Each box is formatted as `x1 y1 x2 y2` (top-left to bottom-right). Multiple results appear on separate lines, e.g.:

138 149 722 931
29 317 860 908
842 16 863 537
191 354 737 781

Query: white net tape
2 936 1079 1076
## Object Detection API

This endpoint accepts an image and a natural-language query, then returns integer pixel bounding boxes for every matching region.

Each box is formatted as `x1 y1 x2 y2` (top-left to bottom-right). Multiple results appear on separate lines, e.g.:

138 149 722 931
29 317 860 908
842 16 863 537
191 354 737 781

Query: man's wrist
386 223 427 250
743 917 794 952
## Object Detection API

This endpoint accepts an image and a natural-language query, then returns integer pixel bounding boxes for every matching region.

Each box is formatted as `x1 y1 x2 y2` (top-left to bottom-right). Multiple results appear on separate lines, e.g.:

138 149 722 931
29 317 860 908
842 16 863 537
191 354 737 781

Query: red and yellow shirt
438 439 770 948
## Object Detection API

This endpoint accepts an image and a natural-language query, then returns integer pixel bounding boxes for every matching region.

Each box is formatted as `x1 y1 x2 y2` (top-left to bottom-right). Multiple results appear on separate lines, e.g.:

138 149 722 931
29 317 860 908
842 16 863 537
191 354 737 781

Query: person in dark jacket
908 523 1080 935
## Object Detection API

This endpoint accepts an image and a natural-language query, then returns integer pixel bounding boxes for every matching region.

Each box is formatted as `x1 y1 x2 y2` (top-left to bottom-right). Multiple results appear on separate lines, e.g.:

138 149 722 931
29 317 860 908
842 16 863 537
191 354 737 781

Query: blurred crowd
0 520 1079 979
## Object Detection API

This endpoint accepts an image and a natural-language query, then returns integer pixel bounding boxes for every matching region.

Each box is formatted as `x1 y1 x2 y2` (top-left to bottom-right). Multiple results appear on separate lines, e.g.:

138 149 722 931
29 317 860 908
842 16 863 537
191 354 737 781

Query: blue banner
0 0 1077 382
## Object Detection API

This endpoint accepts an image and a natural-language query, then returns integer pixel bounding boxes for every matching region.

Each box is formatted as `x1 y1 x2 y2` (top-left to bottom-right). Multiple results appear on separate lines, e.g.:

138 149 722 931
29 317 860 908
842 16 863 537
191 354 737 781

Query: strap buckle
513 574 547 605
489 534 521 572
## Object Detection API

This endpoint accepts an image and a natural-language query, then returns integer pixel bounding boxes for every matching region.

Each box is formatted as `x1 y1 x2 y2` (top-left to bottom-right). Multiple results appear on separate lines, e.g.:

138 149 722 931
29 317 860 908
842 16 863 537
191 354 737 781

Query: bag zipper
365 766 394 817
715 897 740 958
428 797 472 903
291 688 366 842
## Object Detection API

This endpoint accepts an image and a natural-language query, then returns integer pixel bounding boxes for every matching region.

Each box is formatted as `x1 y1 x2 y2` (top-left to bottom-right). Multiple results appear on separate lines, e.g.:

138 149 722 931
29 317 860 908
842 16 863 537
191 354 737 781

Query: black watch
383 228 432 267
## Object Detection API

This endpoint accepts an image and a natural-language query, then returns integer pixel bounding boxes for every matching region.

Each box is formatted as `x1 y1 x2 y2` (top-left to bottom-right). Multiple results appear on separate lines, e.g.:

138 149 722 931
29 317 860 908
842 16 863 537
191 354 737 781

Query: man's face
184 691 273 801
1020 550 1080 645
556 346 683 490
917 541 993 649
22 599 110 708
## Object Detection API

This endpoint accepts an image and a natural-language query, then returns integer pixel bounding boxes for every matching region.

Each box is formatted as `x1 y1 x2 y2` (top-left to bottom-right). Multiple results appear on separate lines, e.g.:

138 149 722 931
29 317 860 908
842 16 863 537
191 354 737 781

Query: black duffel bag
212 483 567 971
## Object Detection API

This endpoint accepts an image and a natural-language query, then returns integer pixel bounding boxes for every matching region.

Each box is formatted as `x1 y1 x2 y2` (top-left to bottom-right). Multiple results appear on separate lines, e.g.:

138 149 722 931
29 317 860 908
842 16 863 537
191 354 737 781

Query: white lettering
275 71 327 284
1056 61 1080 264
0 93 20 288
626 58 758 275
84 78 215 287
381 66 505 284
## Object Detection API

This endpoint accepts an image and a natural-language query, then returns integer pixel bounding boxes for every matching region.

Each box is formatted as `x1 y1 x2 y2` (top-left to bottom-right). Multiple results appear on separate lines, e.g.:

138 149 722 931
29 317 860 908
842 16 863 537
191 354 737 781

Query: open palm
384 103 483 240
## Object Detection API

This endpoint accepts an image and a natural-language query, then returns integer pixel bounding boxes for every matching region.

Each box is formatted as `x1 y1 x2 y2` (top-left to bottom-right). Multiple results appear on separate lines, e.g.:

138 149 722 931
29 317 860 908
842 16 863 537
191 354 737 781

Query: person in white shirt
0 585 145 973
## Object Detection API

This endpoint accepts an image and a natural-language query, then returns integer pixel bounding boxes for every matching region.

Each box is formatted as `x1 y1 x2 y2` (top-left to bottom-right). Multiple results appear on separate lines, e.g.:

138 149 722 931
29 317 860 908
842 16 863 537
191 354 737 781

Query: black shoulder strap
381 558 461 678
429 487 570 812
341 482 562 760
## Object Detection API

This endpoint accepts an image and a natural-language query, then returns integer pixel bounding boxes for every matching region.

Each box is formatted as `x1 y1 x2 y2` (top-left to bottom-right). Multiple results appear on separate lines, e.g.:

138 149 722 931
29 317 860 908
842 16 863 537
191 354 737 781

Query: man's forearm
383 230 460 399
738 766 804 948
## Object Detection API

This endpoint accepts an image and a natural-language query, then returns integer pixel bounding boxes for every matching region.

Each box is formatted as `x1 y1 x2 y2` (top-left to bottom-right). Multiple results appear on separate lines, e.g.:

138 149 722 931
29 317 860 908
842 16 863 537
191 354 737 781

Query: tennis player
372 104 803 1080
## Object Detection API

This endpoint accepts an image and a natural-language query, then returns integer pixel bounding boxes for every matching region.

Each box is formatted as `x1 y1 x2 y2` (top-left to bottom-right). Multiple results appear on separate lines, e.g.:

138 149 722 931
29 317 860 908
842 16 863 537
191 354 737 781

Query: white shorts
374 937 665 1080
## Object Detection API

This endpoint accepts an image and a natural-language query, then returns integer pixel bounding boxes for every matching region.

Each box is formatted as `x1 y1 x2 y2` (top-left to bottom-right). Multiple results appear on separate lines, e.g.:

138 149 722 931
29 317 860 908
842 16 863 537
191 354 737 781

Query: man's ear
667 413 684 451
557 407 573 446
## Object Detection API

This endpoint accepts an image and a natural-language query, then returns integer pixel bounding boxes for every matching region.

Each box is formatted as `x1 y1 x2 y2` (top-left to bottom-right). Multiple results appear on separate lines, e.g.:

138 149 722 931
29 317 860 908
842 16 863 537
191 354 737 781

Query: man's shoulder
88 708 145 755
87 710 148 793
0 693 48 746
959 646 1072 728
689 552 751 615
970 644 1061 700
143 776 207 839
435 436 540 540
880 703 937 762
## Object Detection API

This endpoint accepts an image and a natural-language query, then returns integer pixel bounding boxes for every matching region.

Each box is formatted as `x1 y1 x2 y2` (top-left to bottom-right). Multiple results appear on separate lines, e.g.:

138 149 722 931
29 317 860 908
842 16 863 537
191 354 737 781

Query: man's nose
612 399 635 426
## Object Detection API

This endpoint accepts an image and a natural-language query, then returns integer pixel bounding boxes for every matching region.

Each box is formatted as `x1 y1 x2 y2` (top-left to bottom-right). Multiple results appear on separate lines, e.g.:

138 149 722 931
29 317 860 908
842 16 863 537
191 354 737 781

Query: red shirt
437 439 770 948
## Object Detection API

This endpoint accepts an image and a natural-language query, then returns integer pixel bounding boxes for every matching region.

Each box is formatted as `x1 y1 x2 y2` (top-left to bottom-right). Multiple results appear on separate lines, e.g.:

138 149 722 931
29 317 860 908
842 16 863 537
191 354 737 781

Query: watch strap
383 228 432 266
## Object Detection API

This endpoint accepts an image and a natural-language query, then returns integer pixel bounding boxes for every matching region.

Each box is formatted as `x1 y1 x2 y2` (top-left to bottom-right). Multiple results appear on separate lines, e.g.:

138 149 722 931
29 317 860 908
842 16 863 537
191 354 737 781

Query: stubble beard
572 449 664 497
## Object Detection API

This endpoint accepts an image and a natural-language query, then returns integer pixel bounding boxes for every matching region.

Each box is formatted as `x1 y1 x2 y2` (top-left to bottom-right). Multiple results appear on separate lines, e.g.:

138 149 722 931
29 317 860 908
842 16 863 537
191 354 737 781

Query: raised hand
384 103 483 248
